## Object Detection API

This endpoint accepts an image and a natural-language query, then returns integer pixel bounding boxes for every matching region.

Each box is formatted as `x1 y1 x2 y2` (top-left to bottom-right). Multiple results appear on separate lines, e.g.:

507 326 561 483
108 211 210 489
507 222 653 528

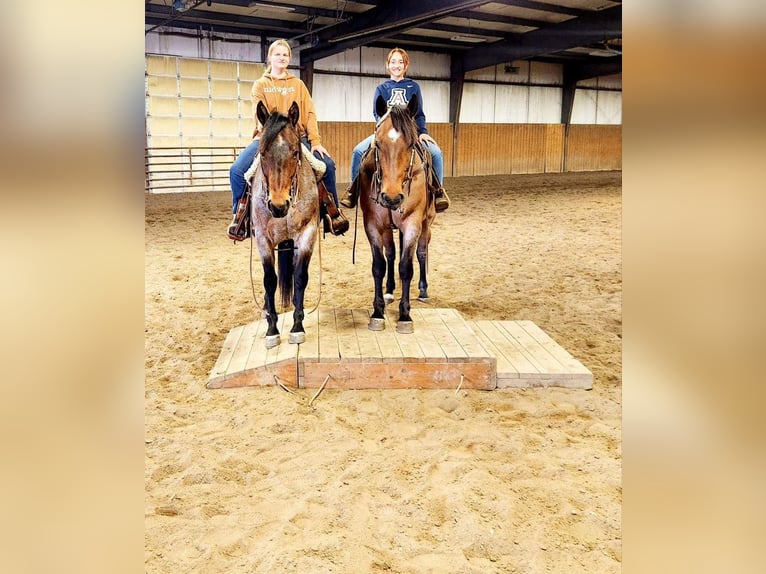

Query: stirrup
227 216 249 242
433 188 450 213
324 213 349 236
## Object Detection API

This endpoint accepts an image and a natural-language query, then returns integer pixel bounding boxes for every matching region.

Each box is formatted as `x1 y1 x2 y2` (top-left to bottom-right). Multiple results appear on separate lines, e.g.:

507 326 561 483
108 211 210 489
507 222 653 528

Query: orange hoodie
251 71 322 147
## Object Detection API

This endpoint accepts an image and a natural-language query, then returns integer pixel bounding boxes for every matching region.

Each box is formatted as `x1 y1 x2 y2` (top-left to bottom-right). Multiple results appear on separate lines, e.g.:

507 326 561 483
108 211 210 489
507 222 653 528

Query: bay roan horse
250 100 319 348
358 94 436 334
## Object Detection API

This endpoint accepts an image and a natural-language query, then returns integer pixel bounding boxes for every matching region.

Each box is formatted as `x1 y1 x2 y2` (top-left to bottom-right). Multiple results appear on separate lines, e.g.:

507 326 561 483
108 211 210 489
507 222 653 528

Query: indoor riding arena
145 3 622 572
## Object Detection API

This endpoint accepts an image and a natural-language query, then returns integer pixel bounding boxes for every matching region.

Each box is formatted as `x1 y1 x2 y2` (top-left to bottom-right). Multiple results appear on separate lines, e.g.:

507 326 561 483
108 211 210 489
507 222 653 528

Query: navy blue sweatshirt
372 78 429 135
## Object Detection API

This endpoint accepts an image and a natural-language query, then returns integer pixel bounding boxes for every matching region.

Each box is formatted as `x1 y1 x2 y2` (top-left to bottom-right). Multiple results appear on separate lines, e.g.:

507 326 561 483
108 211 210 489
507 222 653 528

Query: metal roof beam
299 0 488 63
461 5 621 71
145 4 300 35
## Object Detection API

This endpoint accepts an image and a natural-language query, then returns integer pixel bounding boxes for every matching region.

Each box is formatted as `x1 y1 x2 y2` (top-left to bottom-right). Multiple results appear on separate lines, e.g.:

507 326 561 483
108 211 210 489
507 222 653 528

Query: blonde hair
264 39 292 75
386 47 410 76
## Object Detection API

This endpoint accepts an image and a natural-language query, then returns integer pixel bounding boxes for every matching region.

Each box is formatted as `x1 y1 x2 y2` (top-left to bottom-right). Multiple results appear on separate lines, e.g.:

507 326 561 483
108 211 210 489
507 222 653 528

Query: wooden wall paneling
545 124 564 173
566 125 622 172
598 125 622 170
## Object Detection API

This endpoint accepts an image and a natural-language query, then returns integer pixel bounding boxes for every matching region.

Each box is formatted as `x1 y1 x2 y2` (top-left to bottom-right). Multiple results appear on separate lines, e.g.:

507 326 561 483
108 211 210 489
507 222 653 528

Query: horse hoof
288 331 305 345
264 334 281 349
368 317 386 331
384 293 395 305
417 296 429 303
396 321 414 334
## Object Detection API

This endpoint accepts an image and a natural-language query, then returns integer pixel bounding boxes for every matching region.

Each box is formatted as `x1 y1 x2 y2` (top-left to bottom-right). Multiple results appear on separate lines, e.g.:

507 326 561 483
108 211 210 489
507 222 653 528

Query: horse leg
368 243 388 331
396 237 416 334
417 227 430 301
288 250 311 344
261 256 281 348
384 237 396 305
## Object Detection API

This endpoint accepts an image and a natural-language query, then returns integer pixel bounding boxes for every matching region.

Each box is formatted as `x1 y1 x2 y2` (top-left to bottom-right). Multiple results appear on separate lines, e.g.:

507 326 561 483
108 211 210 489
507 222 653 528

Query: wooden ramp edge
466 319 592 390
207 308 591 390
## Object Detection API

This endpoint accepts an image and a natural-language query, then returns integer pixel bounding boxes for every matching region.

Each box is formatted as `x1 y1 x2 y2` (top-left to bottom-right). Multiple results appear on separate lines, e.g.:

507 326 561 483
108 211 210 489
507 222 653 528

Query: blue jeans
350 134 444 185
229 138 338 213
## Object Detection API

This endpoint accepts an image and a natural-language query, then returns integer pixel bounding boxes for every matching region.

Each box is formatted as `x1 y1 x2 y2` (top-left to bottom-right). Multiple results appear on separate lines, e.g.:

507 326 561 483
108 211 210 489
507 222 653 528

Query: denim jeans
350 134 444 185
229 138 338 213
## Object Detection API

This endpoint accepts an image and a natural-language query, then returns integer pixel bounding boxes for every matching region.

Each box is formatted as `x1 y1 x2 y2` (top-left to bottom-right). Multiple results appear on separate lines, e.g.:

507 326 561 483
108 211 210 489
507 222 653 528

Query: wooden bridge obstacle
207 307 592 391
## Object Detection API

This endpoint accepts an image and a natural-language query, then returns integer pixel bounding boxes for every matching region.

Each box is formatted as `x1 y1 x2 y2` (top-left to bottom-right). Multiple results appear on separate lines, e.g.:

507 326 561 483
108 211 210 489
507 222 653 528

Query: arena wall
144 38 621 192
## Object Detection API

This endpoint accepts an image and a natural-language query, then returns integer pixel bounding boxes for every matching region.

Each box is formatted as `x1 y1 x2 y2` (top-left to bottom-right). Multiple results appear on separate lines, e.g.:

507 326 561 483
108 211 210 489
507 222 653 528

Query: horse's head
372 94 420 210
256 100 302 218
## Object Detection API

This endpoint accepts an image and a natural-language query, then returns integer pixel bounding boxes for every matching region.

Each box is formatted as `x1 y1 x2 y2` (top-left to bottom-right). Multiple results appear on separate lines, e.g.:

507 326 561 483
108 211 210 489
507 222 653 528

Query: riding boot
319 181 350 236
339 177 358 209
433 185 450 213
227 188 251 241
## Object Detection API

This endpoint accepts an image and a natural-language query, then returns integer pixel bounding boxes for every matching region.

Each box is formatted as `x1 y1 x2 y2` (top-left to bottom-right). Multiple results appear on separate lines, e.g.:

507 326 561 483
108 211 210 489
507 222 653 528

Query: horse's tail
277 239 294 309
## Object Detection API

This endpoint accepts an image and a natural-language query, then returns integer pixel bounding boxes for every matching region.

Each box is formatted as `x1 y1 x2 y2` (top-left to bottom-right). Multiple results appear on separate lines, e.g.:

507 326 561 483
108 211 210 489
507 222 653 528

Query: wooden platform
207 308 592 390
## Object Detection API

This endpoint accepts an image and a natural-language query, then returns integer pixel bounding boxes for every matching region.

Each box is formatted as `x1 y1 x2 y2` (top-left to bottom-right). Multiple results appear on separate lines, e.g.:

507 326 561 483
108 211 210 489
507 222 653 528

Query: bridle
261 134 301 208
370 124 417 213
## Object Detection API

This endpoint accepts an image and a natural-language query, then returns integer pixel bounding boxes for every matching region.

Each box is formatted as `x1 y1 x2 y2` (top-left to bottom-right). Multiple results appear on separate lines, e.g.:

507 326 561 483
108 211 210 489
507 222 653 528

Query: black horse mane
260 112 291 150
386 105 419 146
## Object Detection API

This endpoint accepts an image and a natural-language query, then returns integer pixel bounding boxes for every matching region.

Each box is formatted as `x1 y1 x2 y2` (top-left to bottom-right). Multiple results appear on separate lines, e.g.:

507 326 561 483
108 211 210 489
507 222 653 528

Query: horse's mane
260 112 291 150
385 106 419 146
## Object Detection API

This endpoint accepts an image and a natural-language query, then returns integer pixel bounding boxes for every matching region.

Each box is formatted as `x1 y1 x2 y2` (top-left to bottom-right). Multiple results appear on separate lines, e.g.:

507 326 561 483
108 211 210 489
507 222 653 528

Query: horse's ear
375 95 388 119
407 93 419 118
256 101 270 126
288 101 300 127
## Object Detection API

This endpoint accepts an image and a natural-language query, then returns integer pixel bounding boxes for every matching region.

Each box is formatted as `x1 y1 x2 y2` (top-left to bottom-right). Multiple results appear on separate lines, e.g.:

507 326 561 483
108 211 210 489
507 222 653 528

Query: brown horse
358 94 436 333
250 101 319 348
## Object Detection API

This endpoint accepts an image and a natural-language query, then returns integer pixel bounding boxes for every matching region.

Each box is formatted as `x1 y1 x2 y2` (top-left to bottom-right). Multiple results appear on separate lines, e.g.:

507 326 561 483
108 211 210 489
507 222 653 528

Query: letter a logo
388 88 408 107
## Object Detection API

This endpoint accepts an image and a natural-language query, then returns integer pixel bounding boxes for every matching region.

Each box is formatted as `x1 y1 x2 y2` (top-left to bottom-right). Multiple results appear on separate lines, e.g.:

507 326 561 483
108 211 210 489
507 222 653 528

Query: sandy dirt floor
145 170 622 573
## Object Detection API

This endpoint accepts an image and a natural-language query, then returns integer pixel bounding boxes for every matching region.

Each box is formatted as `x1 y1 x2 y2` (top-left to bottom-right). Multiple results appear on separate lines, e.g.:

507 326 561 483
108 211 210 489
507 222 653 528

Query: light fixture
587 41 621 57
248 2 295 11
450 35 487 43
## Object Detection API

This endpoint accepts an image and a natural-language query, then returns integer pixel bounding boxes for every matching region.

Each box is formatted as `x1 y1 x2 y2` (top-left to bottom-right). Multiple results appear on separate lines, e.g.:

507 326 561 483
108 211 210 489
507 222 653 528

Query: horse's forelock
260 112 291 151
385 106 417 146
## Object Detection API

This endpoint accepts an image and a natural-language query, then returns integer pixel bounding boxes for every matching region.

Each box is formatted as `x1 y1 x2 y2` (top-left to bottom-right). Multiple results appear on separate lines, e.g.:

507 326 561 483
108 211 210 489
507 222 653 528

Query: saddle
346 143 444 210
228 159 347 242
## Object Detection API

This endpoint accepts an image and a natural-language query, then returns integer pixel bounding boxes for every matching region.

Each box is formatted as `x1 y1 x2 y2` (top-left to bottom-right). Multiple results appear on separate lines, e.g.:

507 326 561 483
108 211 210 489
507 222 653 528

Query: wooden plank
228 319 262 374
243 317 270 371
407 308 447 362
208 324 244 382
317 306 340 363
351 308 384 362
499 321 567 375
416 308 468 361
437 308 493 362
301 360 494 390
516 321 591 376
211 360 296 389
471 320 534 376
369 308 404 363
297 309 321 362
335 308 362 362
469 321 519 379
389 310 426 362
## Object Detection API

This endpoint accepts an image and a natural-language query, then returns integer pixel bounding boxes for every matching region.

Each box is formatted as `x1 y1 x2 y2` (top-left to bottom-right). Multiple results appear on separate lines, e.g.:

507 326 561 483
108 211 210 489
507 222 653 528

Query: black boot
434 186 450 213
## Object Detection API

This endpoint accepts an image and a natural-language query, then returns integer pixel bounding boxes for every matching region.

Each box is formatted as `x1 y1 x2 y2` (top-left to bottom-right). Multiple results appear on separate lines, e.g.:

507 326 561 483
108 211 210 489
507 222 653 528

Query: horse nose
381 193 404 210
267 198 290 218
